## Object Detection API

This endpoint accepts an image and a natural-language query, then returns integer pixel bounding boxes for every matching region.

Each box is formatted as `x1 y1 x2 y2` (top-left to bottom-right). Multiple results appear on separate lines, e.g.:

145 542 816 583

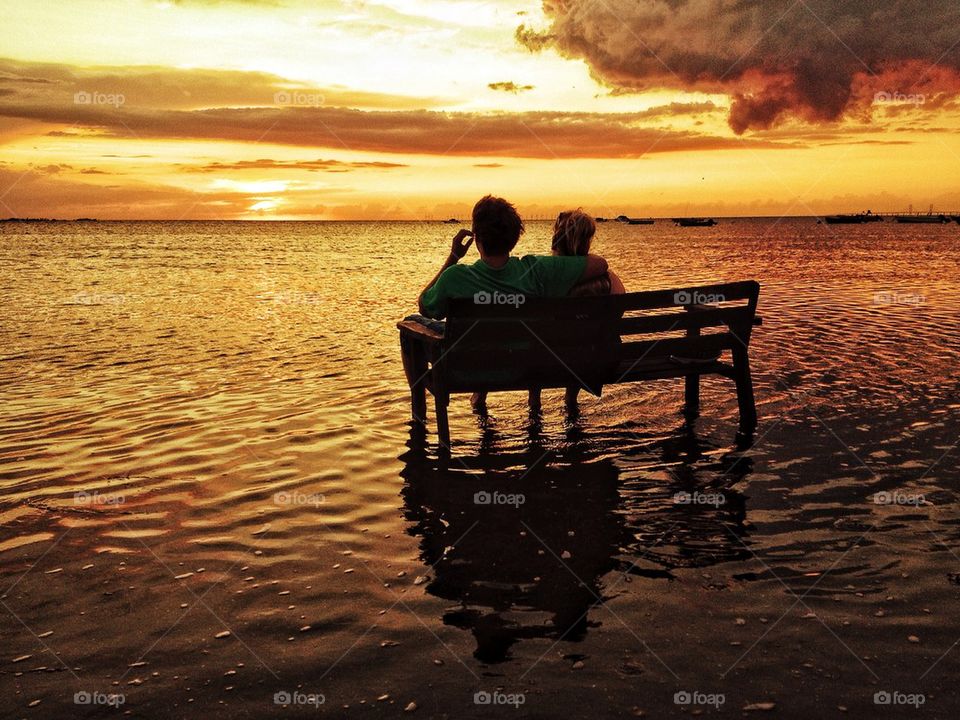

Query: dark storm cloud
519 0 960 133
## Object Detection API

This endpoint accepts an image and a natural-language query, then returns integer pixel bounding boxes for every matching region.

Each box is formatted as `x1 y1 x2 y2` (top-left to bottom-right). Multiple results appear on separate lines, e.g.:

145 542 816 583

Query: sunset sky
2 0 960 219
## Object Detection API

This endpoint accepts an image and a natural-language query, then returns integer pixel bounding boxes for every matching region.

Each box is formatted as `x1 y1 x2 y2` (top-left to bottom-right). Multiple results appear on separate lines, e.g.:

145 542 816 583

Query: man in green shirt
418 195 610 319
410 196 614 415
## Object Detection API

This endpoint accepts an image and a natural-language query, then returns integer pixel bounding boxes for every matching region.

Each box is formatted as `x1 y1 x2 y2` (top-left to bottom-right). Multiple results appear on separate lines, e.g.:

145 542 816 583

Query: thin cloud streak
0 103 789 158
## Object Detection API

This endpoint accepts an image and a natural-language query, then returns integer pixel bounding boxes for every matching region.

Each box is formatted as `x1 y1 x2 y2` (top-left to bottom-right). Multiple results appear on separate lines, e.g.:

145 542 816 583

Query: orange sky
2 0 960 220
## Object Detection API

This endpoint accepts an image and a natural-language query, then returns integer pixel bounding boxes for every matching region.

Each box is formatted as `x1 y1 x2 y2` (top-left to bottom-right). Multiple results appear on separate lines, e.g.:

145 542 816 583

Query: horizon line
5 213 960 223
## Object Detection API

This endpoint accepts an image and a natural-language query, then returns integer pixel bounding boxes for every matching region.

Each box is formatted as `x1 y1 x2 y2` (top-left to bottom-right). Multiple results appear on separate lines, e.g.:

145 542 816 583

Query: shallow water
1 219 959 717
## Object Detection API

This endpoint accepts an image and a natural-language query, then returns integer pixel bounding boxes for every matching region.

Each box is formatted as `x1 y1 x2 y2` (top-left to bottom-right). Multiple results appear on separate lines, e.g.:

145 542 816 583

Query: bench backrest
438 281 760 393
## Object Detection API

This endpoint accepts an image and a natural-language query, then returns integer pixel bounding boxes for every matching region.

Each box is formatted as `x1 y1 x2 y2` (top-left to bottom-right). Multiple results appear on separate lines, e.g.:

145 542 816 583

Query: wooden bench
398 280 762 447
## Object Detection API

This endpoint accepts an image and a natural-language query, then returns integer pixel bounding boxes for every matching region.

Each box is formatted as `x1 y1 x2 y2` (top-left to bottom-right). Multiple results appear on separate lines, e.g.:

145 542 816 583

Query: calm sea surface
1 219 959 717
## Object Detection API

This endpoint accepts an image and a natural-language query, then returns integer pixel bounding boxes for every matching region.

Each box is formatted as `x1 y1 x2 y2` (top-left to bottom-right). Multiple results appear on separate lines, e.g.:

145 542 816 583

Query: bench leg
732 347 757 434
684 373 700 419
399 335 428 424
683 322 701 420
435 392 451 449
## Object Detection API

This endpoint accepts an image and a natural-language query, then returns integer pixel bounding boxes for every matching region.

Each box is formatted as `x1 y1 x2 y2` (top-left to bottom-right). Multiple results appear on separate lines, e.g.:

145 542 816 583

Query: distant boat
673 217 716 227
824 212 882 224
442 218 460 224
627 218 655 225
825 216 853 224
825 215 868 224
894 214 950 224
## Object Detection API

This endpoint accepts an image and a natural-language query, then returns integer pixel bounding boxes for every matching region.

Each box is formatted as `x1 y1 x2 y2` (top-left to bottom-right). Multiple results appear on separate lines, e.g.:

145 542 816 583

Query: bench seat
399 281 761 448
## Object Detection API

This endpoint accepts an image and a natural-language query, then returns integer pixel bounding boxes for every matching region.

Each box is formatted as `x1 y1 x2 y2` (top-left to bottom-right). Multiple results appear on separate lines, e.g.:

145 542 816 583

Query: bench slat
447 293 616 319
445 322 619 354
446 280 759 318
619 306 756 335
441 357 737 393
613 280 759 312
618 333 738 361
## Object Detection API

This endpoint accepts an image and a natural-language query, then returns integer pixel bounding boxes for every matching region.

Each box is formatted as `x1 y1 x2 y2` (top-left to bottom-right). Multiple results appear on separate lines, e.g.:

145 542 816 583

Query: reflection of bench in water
398 430 752 663
398 281 762 446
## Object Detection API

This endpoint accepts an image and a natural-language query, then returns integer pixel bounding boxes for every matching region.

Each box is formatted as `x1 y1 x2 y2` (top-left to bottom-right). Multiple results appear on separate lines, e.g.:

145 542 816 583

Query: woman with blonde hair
552 209 625 295
538 209 625 410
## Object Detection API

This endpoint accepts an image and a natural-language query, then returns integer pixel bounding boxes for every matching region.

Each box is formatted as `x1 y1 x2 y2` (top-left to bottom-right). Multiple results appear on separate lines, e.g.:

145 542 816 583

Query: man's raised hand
450 229 474 260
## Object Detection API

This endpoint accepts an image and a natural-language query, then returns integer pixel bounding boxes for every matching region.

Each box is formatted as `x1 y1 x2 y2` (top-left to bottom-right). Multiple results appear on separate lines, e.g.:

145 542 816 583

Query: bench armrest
397 320 443 345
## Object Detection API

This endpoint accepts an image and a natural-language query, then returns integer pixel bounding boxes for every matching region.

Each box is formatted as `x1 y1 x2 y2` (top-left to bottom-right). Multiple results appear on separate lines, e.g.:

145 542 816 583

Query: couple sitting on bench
410 195 624 413
399 195 761 447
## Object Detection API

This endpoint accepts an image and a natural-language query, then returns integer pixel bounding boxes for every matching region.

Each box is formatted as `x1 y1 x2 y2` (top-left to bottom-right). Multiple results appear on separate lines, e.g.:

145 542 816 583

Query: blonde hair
551 209 596 256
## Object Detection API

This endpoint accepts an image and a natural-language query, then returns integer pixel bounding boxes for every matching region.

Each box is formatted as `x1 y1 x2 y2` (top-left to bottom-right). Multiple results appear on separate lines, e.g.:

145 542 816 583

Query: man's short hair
472 195 524 255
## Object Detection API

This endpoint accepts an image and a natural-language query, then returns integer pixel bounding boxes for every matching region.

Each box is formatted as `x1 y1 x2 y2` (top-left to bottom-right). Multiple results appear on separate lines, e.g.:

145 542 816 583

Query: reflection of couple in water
399 195 758 664
410 195 625 414
399 423 753 664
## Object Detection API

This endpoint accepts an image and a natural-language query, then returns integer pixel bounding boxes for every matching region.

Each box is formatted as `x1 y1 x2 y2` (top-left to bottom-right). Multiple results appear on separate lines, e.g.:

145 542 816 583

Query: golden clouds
0 59 451 111
1 1 960 220
0 59 773 159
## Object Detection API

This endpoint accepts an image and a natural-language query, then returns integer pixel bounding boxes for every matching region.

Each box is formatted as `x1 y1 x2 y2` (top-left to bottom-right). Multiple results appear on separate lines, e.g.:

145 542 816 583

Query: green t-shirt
420 254 587 319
